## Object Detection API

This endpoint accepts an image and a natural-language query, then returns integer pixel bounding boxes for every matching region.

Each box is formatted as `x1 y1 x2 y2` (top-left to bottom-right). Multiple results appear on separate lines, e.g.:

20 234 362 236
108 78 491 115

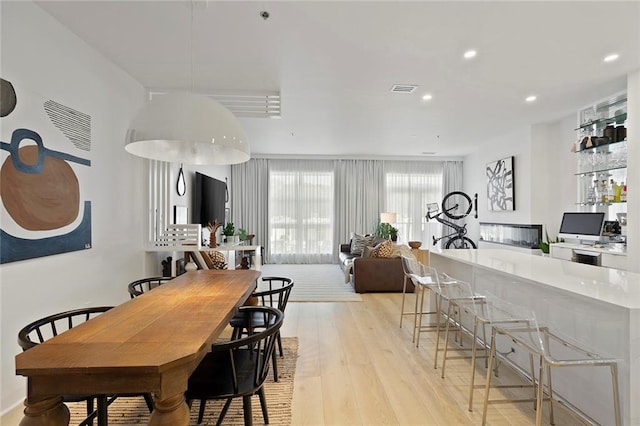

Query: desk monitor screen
557 212 606 242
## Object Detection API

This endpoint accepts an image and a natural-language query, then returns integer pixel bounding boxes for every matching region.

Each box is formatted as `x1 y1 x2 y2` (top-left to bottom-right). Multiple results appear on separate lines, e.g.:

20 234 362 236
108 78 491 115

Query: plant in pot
538 231 559 255
223 222 235 244
376 222 398 242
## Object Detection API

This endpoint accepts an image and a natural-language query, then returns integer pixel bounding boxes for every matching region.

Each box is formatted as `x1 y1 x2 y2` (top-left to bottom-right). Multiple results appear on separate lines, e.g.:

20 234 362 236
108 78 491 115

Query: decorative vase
209 232 217 248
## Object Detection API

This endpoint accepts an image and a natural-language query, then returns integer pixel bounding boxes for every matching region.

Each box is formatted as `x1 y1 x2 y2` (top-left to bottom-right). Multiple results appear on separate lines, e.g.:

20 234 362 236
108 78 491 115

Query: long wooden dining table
15 269 259 425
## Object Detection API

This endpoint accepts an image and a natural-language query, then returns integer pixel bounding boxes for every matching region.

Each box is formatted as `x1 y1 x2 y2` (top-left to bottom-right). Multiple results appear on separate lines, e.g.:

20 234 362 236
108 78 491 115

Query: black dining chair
17 307 154 426
186 305 284 425
230 277 293 381
127 276 174 298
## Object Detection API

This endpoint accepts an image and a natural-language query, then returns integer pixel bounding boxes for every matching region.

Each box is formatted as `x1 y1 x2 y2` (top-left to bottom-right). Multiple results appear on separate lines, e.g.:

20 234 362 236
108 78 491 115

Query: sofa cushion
350 233 374 255
362 245 376 258
372 240 394 258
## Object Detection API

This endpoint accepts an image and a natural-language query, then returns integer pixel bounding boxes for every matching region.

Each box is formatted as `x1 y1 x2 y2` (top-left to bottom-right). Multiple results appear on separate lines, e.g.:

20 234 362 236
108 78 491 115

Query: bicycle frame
426 203 469 246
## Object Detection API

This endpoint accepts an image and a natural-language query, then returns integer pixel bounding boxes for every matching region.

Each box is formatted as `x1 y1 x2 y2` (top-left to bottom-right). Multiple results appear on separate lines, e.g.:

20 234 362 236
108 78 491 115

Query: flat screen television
557 212 606 243
192 172 227 227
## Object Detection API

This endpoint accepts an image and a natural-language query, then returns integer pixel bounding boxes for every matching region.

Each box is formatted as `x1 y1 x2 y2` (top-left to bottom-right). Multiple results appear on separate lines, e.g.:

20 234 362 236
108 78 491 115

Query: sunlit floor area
283 293 584 425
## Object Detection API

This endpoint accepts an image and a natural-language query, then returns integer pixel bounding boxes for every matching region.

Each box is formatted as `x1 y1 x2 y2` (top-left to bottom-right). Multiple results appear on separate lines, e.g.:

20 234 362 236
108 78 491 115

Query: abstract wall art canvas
0 77 92 263
486 156 514 211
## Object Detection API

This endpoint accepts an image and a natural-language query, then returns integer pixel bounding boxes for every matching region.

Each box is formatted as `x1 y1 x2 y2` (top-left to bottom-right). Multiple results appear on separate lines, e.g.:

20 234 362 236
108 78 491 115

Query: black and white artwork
486 156 514 211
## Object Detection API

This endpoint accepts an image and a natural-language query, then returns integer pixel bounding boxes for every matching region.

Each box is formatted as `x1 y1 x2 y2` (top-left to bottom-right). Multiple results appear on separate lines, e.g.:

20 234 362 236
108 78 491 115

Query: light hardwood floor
283 293 582 426
2 292 583 425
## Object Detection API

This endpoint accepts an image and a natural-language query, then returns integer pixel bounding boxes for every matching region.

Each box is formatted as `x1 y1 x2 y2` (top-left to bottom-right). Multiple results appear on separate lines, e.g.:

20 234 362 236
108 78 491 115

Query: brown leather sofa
339 240 413 293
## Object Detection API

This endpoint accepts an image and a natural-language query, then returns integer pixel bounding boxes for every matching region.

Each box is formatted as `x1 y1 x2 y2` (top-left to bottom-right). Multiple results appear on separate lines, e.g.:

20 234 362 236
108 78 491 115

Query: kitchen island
430 249 639 425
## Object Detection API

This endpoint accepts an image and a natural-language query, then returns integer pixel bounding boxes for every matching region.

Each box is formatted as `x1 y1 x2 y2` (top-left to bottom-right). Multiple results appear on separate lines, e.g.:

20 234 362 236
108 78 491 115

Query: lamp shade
126 92 250 165
380 212 397 223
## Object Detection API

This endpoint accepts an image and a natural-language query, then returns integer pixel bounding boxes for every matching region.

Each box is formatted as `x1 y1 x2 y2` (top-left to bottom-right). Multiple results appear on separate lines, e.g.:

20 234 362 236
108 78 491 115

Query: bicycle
426 191 477 249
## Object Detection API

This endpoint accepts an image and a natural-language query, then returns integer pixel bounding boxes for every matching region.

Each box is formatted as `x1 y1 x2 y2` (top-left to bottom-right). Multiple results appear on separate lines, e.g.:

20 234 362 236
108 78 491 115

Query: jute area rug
260 263 362 302
68 337 298 425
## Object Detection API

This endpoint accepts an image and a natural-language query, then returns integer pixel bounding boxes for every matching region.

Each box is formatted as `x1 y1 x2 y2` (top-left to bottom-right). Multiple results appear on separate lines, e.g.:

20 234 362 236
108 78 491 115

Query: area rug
68 337 298 425
260 263 362 302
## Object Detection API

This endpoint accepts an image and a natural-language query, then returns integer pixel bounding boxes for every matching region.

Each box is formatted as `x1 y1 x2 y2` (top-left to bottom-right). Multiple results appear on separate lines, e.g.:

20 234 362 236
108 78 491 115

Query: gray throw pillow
350 233 374 255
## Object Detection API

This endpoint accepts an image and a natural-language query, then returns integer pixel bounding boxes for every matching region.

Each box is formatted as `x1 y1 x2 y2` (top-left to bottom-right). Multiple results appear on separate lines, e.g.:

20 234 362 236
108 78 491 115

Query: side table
412 248 429 265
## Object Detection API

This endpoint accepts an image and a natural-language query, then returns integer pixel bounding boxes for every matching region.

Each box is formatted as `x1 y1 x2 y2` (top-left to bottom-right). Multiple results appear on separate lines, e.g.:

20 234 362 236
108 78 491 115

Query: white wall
0 2 147 413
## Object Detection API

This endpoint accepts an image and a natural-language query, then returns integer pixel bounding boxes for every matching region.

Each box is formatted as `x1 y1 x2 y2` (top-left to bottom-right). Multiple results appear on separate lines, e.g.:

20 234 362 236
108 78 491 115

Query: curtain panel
230 159 269 261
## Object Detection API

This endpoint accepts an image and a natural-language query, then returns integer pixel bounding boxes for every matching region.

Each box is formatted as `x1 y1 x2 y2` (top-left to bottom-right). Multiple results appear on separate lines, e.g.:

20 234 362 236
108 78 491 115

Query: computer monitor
557 212 606 243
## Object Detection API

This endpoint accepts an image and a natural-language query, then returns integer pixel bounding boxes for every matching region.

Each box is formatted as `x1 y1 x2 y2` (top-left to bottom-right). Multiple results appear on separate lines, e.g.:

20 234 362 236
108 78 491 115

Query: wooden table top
16 269 259 399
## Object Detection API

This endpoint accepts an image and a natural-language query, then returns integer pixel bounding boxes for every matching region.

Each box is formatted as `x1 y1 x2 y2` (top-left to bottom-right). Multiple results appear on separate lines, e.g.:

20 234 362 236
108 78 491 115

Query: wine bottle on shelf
608 179 615 203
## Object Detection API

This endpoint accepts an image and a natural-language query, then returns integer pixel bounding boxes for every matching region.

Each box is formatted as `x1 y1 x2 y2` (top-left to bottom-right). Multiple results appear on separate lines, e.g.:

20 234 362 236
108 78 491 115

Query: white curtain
333 160 384 259
438 161 465 247
268 160 334 264
384 161 444 244
230 158 270 261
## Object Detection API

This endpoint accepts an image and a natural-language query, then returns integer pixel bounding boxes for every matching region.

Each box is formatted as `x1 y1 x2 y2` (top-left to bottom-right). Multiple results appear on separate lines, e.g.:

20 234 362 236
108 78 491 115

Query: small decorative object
161 256 173 277
207 220 222 248
408 241 422 249
486 156 515 211
185 261 198 272
538 231 559 255
238 228 248 241
176 164 186 196
207 250 228 269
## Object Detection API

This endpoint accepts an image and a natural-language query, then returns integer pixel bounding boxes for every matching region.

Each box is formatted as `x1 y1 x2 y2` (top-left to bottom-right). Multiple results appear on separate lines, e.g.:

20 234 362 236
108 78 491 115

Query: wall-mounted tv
192 172 227 227
557 212 605 243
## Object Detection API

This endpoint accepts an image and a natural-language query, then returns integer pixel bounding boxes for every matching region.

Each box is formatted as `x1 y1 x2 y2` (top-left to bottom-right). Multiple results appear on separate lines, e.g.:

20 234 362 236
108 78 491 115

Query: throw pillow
362 246 376 258
350 233 374 255
372 240 394 258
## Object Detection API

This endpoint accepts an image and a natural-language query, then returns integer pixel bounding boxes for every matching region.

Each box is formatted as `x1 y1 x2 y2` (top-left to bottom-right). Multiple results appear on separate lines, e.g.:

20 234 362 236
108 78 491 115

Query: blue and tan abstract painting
0 78 92 263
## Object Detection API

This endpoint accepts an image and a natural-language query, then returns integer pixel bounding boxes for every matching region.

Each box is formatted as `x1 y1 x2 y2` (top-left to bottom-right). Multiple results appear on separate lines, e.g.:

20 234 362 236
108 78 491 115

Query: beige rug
260 263 362 302
68 337 298 425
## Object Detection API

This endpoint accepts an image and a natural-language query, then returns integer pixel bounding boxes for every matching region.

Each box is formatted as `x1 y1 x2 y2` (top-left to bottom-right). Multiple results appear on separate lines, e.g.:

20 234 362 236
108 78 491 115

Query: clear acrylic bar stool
481 294 621 426
436 279 486 379
400 256 443 347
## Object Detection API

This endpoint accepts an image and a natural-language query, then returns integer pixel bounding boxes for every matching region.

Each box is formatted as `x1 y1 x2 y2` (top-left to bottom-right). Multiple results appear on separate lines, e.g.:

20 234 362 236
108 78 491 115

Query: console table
15 269 259 426
430 249 639 425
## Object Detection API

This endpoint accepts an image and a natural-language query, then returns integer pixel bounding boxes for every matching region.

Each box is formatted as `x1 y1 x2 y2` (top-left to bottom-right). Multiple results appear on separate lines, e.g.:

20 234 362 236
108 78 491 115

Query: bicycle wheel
445 236 477 249
442 191 472 220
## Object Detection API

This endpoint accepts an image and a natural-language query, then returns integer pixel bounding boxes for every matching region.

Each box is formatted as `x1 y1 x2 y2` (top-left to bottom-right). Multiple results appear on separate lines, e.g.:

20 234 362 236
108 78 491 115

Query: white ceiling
34 1 640 158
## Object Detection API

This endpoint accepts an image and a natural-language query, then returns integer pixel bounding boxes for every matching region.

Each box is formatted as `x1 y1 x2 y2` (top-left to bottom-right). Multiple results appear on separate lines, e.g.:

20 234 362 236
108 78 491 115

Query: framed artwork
486 156 514 211
1 78 92 263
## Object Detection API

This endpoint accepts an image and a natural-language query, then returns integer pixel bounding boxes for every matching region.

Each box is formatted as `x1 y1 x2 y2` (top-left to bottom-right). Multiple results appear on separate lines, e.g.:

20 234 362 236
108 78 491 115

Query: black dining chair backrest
127 276 174 298
186 305 285 425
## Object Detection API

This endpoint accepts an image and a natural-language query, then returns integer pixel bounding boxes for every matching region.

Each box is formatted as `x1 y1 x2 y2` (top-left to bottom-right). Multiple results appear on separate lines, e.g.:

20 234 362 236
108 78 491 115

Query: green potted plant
538 230 559 255
223 222 235 243
376 222 398 242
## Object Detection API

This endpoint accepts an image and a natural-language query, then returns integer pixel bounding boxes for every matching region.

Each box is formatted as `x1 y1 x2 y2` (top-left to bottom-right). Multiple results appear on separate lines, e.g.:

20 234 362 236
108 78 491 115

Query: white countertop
431 249 640 310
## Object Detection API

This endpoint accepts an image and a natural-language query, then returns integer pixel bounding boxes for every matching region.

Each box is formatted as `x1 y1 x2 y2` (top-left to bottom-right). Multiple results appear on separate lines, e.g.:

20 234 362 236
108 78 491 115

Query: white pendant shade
380 212 397 223
126 92 250 165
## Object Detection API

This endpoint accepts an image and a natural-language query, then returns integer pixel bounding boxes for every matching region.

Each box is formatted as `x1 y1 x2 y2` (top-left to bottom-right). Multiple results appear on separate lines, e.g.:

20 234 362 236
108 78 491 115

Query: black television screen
557 212 605 242
193 172 227 227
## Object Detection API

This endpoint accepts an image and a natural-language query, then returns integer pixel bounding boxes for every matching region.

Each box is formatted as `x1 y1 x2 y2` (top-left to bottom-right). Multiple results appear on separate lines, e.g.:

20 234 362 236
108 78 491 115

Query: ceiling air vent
390 84 418 94
208 91 281 118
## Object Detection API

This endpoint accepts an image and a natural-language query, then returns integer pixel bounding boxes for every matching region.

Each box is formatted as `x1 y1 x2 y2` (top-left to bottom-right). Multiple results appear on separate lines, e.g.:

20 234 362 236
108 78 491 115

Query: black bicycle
426 191 477 249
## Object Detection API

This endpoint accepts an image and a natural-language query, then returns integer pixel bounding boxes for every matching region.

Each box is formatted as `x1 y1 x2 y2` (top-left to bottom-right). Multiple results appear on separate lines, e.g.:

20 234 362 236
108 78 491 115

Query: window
385 162 443 242
268 161 334 263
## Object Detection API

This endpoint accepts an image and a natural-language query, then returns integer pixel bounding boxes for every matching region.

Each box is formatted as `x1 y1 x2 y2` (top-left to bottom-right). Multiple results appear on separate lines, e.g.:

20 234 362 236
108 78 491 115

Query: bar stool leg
400 276 407 328
416 286 427 347
412 284 421 343
529 353 536 411
546 363 554 425
535 355 544 426
482 329 498 426
433 294 444 367
441 301 455 378
468 318 480 412
611 363 621 426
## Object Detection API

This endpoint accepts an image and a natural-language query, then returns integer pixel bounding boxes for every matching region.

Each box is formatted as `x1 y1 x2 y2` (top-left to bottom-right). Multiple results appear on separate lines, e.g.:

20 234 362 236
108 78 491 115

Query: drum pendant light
125 2 250 165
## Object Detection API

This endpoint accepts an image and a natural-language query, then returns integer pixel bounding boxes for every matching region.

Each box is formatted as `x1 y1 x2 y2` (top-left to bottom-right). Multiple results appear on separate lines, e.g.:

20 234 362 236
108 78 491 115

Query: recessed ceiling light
604 53 619 63
463 50 477 59
525 95 537 102
422 94 433 101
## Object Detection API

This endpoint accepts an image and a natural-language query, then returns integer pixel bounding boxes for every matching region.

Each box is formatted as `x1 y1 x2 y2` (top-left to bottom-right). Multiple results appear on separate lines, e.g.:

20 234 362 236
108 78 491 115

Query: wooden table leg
19 396 69 426
148 393 190 426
